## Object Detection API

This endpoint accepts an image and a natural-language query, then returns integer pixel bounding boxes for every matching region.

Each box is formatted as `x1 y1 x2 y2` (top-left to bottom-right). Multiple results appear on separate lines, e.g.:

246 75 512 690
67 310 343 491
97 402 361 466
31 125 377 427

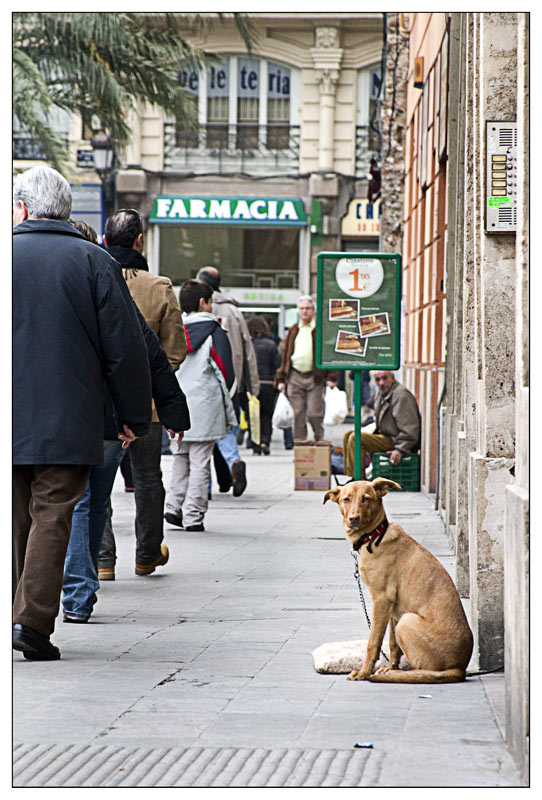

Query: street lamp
90 130 114 177
90 129 116 228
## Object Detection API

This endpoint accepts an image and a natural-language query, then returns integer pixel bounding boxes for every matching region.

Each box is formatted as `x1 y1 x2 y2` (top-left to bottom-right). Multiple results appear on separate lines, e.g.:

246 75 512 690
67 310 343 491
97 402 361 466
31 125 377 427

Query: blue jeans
62 440 124 619
216 425 241 471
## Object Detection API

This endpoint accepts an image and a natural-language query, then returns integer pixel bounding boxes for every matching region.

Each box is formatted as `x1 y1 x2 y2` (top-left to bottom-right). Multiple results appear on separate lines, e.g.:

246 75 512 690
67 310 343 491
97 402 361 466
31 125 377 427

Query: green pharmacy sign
316 252 401 371
149 196 308 226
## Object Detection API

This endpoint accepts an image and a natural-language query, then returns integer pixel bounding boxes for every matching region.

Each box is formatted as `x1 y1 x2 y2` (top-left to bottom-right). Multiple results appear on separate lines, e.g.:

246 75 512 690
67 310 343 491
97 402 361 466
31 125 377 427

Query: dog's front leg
388 618 403 670
348 595 392 680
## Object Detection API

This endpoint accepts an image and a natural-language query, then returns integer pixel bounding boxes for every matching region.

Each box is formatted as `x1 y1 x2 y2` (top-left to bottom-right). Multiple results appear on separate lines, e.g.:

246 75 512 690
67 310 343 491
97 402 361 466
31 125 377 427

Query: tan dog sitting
323 477 473 683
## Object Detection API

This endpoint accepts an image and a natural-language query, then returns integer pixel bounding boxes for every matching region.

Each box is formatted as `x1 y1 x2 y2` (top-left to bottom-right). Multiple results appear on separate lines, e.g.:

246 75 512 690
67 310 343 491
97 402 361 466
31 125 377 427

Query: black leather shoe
232 459 247 497
63 613 89 624
164 511 183 528
185 523 205 532
12 624 61 661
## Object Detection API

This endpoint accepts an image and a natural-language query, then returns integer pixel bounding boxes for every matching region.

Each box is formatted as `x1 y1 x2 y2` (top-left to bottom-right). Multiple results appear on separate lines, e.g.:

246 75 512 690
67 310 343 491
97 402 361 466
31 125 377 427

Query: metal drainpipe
435 378 446 510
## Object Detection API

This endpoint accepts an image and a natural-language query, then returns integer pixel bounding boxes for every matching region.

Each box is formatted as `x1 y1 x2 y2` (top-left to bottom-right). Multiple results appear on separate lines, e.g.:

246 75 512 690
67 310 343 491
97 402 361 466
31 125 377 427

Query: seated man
343 370 421 479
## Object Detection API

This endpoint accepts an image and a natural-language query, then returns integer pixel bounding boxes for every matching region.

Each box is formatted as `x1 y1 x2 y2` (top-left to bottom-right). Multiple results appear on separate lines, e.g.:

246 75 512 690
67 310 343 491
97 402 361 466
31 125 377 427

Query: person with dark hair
60 219 190 622
196 266 259 497
12 168 152 660
246 316 281 455
179 276 213 311
68 218 98 244
164 279 237 532
104 208 143 249
97 208 187 581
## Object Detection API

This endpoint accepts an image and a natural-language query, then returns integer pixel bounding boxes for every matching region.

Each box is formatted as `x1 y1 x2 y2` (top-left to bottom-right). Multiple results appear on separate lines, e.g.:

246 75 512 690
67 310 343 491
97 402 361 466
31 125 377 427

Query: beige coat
211 291 260 396
123 268 186 421
374 380 421 455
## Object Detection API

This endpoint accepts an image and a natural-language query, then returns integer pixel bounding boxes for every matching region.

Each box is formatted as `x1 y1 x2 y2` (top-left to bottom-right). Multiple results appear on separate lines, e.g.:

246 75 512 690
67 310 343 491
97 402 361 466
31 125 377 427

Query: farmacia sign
149 196 308 226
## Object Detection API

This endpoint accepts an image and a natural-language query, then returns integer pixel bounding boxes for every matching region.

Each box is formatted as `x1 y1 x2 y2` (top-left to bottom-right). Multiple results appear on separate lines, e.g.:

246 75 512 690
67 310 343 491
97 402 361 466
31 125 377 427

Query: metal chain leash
351 548 372 629
350 548 389 663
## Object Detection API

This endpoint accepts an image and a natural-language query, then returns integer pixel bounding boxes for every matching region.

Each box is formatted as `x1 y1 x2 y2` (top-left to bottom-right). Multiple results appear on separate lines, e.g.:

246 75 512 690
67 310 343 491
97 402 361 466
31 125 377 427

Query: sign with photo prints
316 252 401 370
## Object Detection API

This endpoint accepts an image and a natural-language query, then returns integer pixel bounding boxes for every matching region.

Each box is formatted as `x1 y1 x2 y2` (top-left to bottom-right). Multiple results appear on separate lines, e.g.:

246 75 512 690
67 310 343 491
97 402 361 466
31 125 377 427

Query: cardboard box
294 440 331 491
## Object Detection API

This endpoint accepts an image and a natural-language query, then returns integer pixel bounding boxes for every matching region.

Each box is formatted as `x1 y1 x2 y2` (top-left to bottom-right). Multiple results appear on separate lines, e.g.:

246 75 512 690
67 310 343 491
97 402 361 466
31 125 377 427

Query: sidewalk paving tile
13 425 524 787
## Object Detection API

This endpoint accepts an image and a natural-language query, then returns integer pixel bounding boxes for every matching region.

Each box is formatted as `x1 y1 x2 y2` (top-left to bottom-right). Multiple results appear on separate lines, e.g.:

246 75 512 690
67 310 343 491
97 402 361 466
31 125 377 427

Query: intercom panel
485 121 518 234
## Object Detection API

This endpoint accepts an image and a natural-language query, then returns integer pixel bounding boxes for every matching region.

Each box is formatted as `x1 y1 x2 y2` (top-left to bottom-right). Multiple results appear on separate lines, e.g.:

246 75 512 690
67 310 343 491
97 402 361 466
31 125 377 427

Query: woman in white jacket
164 280 237 532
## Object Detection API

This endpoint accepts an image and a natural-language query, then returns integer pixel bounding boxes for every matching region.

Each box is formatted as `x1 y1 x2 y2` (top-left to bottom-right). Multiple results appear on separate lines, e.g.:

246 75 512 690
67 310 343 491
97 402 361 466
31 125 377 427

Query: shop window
159 224 299 289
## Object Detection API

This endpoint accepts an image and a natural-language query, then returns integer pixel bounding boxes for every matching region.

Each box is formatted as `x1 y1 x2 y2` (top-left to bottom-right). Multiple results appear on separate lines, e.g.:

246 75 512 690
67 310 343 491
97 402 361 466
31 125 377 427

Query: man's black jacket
13 219 152 465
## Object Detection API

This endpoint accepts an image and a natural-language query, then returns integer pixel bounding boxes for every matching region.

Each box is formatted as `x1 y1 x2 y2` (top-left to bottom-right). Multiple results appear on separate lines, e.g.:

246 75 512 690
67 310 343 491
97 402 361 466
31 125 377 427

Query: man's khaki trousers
287 369 325 441
343 430 393 479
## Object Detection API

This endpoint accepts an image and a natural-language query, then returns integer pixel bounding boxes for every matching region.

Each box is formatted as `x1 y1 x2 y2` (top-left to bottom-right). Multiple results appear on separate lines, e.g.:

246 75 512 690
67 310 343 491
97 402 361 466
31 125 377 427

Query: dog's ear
323 487 341 504
372 477 402 497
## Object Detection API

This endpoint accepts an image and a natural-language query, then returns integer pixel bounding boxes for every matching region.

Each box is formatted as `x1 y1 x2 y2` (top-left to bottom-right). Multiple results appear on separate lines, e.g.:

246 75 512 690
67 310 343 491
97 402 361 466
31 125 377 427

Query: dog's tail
367 667 466 684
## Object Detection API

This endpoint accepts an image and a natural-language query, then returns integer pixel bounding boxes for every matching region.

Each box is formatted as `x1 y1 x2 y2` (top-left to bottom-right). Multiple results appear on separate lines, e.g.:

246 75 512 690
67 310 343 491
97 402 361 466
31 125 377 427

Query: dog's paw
347 669 369 681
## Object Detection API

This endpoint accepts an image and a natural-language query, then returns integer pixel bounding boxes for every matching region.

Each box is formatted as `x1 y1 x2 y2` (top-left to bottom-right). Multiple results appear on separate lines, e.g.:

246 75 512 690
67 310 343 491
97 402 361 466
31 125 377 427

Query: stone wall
503 11 529 784
379 13 409 254
437 11 528 783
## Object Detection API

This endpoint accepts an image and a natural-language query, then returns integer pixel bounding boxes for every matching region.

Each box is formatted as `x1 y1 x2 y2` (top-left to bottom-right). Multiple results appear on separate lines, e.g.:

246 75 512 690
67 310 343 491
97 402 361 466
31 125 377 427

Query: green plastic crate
371 452 420 491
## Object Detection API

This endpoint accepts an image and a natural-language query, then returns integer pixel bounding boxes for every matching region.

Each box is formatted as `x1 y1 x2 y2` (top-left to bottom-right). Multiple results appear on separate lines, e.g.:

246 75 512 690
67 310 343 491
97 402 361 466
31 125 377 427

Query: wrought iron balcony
164 122 300 174
355 125 381 175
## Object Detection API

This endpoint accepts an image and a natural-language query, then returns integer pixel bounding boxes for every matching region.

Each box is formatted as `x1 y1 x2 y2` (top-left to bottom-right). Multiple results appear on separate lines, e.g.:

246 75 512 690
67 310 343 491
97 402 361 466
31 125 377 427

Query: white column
310 28 343 172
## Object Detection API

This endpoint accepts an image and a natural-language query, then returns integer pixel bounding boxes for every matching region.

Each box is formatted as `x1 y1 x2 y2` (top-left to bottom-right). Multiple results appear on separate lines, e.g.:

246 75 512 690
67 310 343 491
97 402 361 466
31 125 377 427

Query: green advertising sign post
316 252 402 480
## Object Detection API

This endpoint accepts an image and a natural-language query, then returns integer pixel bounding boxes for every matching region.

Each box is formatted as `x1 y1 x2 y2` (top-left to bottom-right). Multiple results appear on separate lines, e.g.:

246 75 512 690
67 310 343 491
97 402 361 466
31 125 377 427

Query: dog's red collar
353 518 389 553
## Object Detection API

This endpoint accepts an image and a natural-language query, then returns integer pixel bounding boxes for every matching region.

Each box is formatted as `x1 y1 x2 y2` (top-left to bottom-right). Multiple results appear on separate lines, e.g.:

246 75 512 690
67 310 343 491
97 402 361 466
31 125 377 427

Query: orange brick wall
403 12 449 492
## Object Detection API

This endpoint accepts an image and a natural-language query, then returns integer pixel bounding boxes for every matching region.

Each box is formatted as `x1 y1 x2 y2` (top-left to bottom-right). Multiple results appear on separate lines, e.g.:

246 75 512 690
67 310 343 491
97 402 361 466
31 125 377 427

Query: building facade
395 11 529 782
13 13 386 336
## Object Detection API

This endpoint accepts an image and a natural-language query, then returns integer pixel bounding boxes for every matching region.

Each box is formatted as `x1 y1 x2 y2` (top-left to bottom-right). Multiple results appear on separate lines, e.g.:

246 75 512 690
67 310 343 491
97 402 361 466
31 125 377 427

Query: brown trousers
343 430 393 479
287 369 325 441
13 464 90 637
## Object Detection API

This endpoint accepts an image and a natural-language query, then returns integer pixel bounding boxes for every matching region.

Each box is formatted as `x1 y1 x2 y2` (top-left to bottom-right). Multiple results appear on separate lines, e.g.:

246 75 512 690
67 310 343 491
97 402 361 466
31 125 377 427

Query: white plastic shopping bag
324 386 348 425
272 391 294 429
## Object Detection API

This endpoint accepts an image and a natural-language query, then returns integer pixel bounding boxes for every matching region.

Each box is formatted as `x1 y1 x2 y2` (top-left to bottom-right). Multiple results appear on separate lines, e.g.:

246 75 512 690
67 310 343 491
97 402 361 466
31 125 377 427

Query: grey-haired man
12 166 152 660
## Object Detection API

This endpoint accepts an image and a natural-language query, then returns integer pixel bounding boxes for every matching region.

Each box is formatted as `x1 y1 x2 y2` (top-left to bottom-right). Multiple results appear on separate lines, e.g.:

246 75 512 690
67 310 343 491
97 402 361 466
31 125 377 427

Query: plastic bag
272 391 294 429
247 392 261 445
324 386 348 425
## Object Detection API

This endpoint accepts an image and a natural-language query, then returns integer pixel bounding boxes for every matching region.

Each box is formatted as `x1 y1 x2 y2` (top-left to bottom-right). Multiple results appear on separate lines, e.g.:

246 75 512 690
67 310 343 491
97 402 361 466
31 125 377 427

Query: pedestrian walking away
60 218 191 623
275 295 338 442
246 315 281 455
196 266 260 496
164 279 237 532
12 166 152 661
98 209 188 579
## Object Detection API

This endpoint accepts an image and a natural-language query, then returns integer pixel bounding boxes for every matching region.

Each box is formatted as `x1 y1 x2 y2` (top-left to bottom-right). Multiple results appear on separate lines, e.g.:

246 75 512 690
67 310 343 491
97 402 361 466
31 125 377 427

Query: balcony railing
164 123 300 174
355 125 381 175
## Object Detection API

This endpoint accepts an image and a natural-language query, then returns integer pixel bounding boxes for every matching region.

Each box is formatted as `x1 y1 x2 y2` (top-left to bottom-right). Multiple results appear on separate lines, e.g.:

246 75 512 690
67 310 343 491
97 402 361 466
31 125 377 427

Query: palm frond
13 11 257 157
